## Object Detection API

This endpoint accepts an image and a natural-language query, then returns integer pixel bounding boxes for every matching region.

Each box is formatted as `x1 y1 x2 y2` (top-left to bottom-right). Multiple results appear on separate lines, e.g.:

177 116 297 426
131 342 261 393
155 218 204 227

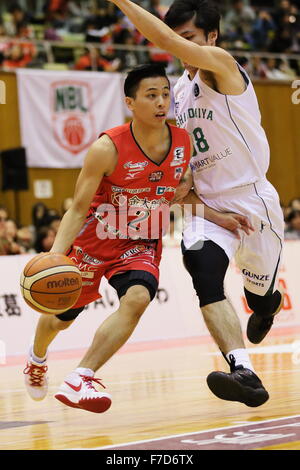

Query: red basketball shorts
67 218 162 308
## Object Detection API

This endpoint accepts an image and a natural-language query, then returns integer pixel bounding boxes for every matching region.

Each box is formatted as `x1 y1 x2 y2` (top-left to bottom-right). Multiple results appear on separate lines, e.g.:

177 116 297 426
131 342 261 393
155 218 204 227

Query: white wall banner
17 69 125 168
0 242 299 357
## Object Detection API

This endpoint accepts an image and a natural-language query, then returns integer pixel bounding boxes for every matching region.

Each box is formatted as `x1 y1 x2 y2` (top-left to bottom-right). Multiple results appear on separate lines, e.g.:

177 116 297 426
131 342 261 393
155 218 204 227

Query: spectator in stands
32 202 50 232
2 43 34 69
222 0 256 48
0 21 9 66
0 217 11 255
0 206 9 222
273 0 293 30
67 0 94 31
5 218 26 254
84 18 111 42
44 0 69 27
4 3 28 37
265 57 295 79
47 208 62 233
148 0 166 19
91 1 118 29
49 215 62 233
289 197 300 210
251 10 276 51
285 209 300 239
34 226 56 253
17 225 35 253
0 214 25 255
68 0 93 19
74 46 120 71
114 28 141 71
271 2 300 53
250 56 268 79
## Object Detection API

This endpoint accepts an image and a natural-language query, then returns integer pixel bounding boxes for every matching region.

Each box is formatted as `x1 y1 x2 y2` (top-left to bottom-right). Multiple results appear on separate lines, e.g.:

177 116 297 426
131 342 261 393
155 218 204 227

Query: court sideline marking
70 414 300 449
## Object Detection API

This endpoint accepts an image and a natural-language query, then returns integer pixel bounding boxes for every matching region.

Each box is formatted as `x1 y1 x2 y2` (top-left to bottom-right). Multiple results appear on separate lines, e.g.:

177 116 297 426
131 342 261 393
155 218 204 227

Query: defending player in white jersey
107 0 285 407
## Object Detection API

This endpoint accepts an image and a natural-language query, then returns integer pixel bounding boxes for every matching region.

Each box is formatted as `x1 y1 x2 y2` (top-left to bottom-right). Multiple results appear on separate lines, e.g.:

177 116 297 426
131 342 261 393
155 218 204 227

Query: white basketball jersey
174 66 270 197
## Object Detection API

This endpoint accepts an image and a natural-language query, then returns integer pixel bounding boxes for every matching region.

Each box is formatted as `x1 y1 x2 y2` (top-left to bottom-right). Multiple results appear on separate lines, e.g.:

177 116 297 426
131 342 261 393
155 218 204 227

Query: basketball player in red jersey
24 64 252 413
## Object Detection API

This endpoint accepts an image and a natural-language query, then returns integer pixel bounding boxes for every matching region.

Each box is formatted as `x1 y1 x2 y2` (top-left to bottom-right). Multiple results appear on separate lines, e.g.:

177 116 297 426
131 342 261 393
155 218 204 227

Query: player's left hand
217 212 255 239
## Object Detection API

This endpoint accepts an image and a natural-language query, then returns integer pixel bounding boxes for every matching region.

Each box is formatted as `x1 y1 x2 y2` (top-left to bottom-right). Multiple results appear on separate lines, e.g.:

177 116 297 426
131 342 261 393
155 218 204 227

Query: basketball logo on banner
51 81 96 155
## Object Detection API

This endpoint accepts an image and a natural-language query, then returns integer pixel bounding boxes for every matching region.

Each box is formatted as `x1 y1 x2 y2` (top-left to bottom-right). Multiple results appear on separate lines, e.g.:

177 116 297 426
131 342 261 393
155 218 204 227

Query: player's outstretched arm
50 135 117 254
107 0 236 76
182 190 254 239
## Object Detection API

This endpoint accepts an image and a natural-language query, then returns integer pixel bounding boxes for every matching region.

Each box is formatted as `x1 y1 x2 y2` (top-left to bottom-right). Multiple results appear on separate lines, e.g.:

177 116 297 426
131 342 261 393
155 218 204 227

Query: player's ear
125 96 134 112
208 30 218 46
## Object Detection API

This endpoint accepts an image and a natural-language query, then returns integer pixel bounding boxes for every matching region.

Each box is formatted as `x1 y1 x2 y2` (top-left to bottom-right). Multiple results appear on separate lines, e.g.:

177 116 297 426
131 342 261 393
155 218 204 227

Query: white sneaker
55 372 112 413
24 359 48 401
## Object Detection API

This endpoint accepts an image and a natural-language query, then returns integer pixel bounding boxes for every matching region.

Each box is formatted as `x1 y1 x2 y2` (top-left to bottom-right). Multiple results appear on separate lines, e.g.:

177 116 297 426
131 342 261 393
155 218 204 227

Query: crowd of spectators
0 200 70 255
1 195 300 256
0 0 299 78
282 197 300 239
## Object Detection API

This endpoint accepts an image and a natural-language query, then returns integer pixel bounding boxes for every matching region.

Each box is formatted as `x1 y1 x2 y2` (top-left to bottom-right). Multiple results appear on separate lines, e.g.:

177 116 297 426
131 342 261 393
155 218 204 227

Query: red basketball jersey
86 121 190 240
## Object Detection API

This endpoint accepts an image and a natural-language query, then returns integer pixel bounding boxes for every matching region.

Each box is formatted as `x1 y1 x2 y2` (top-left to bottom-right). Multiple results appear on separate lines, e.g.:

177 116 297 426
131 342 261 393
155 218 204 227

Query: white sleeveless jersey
174 67 270 197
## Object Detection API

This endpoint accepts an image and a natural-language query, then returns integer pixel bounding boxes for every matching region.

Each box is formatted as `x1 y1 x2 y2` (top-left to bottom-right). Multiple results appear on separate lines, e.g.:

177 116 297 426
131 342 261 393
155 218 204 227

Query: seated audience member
285 210 300 240
74 47 120 71
34 226 56 253
32 202 50 232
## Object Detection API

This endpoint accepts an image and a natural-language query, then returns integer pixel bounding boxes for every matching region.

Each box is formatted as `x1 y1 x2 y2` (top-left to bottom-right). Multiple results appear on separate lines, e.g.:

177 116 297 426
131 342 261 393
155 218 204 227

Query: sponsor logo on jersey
74 245 83 256
123 161 149 170
190 147 232 172
111 193 128 206
170 147 186 166
149 171 164 182
112 186 151 194
120 245 153 259
80 270 95 278
174 101 180 116
174 167 183 180
194 83 200 98
128 195 169 209
124 161 149 180
82 253 104 265
156 186 176 195
73 247 104 266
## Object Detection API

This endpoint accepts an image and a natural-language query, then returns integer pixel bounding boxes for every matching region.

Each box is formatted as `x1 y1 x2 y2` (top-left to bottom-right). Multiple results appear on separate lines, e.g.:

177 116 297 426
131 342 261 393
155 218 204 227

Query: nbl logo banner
16 69 124 168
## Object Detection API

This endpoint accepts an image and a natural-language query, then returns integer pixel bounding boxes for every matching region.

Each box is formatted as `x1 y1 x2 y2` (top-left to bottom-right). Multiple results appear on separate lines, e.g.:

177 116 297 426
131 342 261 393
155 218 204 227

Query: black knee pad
182 240 229 308
244 289 281 317
109 270 158 302
55 306 85 321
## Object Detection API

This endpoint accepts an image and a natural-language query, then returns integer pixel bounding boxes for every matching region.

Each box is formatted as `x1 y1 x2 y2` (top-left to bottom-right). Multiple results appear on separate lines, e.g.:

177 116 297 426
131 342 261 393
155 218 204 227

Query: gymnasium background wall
0 71 299 226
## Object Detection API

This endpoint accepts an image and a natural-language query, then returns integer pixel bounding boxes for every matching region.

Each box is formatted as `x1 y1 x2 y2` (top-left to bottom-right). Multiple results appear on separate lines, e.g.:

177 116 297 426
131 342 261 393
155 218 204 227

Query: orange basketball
20 253 82 314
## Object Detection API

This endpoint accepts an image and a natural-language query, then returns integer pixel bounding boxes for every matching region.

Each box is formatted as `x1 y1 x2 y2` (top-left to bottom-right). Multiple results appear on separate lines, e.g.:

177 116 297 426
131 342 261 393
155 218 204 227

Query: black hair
8 3 23 13
286 209 300 223
164 0 220 40
124 64 170 98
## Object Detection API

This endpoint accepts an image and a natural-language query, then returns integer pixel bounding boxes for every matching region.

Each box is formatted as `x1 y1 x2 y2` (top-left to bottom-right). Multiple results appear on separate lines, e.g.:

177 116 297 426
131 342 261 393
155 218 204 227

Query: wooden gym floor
1 327 300 450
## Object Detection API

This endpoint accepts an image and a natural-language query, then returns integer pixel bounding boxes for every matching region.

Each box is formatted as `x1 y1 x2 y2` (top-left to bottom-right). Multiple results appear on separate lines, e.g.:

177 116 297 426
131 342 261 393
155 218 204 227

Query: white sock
226 349 255 372
30 346 47 364
74 367 94 377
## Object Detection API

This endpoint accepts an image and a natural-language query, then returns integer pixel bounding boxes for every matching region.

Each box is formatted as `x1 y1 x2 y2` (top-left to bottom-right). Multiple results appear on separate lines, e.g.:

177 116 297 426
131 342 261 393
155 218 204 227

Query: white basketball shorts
183 179 284 295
